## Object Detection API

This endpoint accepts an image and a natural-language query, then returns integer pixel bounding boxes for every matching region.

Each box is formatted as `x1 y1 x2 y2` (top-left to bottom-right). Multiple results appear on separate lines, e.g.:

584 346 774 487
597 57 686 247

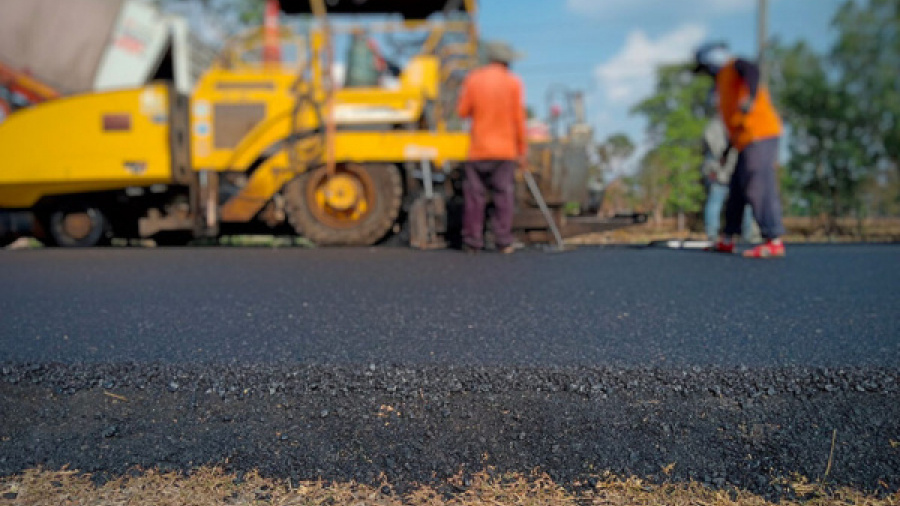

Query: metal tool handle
421 159 436 242
522 169 565 250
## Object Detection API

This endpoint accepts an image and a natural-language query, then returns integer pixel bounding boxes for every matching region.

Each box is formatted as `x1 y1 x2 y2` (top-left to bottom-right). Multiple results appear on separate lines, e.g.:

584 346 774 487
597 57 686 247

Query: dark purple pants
725 137 785 239
463 159 516 249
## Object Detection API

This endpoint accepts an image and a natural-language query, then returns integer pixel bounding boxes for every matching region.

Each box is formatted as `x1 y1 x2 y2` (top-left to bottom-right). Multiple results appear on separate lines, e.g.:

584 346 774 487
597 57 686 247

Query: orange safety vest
456 63 528 160
716 59 782 150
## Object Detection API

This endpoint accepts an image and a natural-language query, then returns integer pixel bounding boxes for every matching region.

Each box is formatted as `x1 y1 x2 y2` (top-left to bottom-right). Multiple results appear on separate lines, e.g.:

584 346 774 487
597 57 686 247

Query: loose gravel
1 363 898 501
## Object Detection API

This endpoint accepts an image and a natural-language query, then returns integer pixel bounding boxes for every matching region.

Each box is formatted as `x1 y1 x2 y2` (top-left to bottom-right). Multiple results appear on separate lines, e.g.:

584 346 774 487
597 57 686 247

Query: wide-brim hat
484 41 523 63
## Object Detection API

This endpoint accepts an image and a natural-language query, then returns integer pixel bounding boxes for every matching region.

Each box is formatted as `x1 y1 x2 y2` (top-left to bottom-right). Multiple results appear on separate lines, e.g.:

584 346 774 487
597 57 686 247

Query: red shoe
742 240 786 258
706 240 735 254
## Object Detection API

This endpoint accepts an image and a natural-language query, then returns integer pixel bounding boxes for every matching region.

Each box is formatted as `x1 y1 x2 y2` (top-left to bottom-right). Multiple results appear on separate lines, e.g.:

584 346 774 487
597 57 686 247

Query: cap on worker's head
484 41 522 64
693 41 731 76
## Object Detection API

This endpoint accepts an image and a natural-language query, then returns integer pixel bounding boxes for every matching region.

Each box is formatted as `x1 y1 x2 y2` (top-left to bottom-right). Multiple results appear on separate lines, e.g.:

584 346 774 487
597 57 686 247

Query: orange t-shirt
456 63 527 160
716 59 782 150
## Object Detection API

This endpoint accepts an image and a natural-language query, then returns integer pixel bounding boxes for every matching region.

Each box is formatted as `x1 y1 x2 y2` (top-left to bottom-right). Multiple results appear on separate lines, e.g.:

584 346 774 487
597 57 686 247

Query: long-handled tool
521 168 567 252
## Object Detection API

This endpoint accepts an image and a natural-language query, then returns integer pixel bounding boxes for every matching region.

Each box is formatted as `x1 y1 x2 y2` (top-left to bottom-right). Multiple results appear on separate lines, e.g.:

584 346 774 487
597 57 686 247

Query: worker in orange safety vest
456 41 528 254
694 42 786 258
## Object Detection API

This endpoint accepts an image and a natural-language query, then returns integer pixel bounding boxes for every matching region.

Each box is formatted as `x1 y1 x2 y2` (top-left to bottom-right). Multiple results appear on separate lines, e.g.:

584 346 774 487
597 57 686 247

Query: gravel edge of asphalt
3 362 897 398
1 362 898 501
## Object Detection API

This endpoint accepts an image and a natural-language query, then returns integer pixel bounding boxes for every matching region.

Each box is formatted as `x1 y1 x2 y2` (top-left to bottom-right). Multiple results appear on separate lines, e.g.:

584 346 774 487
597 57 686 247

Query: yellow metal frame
218 130 469 222
0 1 481 232
209 3 480 224
0 85 173 208
191 20 473 170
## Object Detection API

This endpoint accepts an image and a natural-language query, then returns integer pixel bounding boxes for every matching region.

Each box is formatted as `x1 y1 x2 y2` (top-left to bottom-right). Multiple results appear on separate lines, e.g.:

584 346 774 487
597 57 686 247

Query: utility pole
758 0 768 83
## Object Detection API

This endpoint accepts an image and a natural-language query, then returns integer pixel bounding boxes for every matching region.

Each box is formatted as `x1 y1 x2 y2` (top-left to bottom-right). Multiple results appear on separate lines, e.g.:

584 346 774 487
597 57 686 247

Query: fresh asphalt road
0 244 897 367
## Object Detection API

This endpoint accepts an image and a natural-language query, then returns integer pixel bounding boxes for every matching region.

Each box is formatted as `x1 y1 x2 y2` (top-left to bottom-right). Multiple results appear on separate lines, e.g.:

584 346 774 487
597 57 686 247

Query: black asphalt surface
0 244 898 366
1 244 898 497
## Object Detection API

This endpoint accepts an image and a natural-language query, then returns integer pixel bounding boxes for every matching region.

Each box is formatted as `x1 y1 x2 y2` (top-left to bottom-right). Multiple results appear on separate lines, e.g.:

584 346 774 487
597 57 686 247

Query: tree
588 133 635 216
830 0 899 175
771 41 872 225
596 133 635 178
598 178 634 216
155 0 265 45
769 0 899 228
632 150 672 224
630 64 711 225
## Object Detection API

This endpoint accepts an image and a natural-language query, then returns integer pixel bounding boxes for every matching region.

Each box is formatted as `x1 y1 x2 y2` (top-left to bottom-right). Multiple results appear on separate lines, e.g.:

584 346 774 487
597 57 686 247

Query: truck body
0 0 212 100
0 0 642 248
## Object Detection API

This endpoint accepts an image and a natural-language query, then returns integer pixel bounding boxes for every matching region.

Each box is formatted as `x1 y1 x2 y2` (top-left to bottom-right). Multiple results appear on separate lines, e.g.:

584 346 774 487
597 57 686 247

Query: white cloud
566 0 759 18
594 23 707 103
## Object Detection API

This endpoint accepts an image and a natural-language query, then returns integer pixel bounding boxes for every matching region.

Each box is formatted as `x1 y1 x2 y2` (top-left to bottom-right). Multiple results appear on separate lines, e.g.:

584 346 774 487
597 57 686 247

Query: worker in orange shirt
694 42 786 258
456 41 528 254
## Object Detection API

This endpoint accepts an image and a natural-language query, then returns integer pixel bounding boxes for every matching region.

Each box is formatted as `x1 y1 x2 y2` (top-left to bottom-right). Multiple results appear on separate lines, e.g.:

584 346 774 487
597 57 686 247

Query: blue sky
478 0 846 148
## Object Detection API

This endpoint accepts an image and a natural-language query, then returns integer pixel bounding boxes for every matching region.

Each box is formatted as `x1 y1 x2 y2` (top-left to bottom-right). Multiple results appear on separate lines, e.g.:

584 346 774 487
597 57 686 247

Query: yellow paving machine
0 0 642 248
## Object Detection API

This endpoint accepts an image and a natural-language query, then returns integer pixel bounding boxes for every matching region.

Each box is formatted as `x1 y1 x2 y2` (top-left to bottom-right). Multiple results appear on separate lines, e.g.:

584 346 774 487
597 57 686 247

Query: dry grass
1 467 897 506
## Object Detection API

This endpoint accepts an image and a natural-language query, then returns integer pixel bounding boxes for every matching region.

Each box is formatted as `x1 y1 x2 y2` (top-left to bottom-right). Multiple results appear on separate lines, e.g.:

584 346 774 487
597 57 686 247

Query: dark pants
463 159 516 249
725 137 785 240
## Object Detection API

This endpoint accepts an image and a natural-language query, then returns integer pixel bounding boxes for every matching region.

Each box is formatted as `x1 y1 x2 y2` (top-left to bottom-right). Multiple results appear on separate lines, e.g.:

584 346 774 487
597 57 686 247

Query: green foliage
630 64 711 219
769 0 899 221
156 0 265 43
236 0 265 25
594 133 635 181
596 133 635 166
771 41 870 218
630 150 671 221
830 0 899 170
562 201 582 217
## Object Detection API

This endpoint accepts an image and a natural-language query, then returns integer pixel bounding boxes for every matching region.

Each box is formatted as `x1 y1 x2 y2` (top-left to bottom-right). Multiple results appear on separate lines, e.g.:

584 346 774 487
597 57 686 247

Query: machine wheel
284 163 402 246
45 203 110 247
